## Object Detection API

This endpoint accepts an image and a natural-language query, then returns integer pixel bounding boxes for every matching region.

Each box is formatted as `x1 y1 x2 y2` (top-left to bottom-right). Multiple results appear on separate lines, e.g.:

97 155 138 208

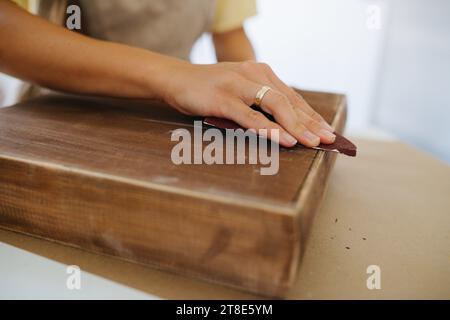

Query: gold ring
254 86 271 107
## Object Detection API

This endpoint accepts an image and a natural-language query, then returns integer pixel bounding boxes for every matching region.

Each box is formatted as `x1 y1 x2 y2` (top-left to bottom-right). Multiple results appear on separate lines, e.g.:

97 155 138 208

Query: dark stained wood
0 90 346 297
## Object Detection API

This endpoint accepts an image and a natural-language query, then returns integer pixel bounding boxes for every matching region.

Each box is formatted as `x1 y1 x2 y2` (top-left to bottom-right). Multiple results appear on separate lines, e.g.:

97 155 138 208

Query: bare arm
0 0 182 100
213 27 256 62
0 1 335 148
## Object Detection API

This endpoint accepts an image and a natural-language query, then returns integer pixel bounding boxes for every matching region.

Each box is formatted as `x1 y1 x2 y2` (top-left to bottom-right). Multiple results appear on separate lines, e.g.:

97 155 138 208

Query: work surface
0 91 346 296
1 138 449 299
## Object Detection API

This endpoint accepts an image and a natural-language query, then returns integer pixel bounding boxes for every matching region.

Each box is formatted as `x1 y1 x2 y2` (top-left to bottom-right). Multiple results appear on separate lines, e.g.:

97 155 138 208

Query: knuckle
219 71 240 89
246 110 263 123
296 124 308 133
239 60 257 72
312 112 324 121
258 62 272 72
287 89 300 102
295 92 305 101
304 118 319 130
273 92 290 105
215 98 230 118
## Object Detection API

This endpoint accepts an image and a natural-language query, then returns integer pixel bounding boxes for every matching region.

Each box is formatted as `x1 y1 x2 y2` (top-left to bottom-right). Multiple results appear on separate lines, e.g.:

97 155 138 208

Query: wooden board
0 90 346 297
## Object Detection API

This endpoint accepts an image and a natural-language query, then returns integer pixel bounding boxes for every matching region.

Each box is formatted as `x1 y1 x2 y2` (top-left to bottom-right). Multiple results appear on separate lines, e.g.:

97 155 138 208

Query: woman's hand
0 1 335 148
163 61 336 148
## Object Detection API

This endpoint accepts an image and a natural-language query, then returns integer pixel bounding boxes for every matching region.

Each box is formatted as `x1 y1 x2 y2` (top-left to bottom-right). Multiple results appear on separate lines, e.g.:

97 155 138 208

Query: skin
213 27 256 62
0 1 336 147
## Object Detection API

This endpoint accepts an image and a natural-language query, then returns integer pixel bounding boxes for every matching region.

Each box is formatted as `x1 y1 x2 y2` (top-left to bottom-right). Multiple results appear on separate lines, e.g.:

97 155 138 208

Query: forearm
0 2 335 148
0 1 185 100
213 27 256 62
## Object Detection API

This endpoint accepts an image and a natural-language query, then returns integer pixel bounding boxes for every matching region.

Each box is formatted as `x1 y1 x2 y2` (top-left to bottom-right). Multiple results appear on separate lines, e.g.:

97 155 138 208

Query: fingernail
321 121 334 132
302 130 320 145
319 129 336 142
281 132 298 146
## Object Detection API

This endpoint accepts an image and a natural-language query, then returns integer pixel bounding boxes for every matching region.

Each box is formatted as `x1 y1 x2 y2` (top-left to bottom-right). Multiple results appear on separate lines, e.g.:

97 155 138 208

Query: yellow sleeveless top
11 0 256 33
9 0 256 101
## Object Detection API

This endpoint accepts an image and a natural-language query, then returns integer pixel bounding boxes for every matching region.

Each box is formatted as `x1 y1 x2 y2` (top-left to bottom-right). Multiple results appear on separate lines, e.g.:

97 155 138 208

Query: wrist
140 52 191 105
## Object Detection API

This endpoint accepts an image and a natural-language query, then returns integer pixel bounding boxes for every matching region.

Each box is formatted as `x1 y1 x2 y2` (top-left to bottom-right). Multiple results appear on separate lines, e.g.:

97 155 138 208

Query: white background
1 0 449 162
192 0 450 163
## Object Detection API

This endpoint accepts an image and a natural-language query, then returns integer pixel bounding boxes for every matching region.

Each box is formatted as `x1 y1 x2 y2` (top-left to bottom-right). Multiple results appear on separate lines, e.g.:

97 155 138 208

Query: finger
294 108 336 144
261 91 323 147
222 99 298 147
295 92 334 131
238 81 321 147
261 64 334 132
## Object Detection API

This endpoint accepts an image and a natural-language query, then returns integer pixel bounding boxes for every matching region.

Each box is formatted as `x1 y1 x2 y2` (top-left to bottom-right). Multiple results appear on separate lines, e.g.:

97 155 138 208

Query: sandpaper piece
314 133 357 157
203 116 357 157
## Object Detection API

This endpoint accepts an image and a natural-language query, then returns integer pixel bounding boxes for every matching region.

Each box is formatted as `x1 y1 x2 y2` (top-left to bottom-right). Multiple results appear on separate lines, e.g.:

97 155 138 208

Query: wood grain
0 90 346 297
